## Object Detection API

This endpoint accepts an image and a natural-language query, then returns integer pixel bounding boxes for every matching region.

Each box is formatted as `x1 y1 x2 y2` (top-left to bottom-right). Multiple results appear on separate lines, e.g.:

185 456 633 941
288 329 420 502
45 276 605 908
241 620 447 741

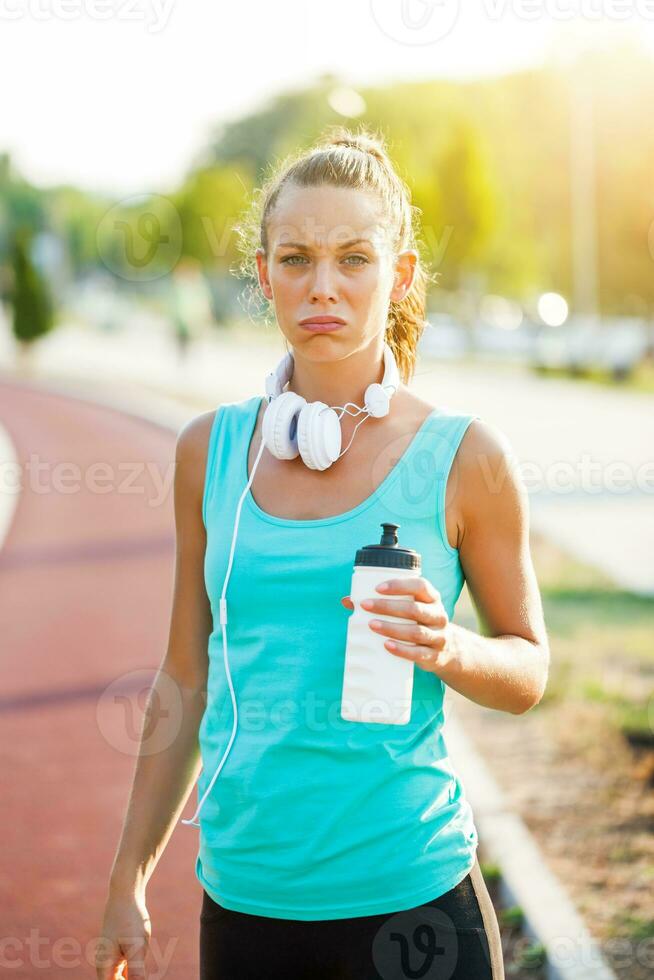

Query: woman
96 128 549 980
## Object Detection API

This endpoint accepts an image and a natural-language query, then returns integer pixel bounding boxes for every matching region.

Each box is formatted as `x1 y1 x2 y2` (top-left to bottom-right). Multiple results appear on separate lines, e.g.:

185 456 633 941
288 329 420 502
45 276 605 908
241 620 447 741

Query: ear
390 249 418 303
255 248 273 302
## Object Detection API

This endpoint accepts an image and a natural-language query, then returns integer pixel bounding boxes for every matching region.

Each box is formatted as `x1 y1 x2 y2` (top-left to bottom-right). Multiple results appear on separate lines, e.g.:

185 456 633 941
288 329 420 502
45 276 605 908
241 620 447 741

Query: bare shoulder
175 409 218 502
455 417 526 538
458 417 515 469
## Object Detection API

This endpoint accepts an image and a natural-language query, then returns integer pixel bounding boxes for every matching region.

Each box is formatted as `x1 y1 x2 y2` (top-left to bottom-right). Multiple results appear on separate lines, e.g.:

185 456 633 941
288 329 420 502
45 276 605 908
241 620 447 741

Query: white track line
0 421 20 551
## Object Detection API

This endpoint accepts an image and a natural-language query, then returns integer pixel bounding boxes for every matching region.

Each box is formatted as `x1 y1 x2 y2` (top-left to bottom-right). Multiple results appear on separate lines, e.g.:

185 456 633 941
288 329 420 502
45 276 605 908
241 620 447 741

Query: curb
445 704 617 980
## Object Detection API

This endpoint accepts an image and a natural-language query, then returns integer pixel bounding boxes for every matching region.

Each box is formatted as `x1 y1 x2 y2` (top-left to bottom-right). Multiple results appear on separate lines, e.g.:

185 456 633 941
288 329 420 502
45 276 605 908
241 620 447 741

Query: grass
608 914 654 942
534 540 654 742
479 861 502 884
499 905 525 930
581 681 653 742
513 941 548 971
456 531 654 744
477 851 549 978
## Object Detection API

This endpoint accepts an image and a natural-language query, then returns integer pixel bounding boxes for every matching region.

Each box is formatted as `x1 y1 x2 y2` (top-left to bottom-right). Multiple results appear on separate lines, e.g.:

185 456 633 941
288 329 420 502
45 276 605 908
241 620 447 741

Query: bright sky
1 0 652 196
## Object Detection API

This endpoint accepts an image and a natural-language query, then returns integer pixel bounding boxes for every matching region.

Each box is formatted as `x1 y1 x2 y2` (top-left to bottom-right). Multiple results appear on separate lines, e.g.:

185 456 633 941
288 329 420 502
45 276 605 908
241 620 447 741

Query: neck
285 339 389 413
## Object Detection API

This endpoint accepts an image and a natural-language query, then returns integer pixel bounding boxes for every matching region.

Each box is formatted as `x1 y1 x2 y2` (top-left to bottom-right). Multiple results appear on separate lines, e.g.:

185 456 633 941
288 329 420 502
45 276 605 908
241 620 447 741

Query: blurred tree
0 154 48 305
49 186 110 278
9 226 55 370
588 44 654 317
201 74 349 179
173 165 251 270
433 119 496 290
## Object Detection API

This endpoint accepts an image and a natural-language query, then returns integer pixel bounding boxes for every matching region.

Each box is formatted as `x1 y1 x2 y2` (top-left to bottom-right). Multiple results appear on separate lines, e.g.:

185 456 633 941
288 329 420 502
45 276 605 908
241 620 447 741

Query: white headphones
180 341 401 829
262 341 401 471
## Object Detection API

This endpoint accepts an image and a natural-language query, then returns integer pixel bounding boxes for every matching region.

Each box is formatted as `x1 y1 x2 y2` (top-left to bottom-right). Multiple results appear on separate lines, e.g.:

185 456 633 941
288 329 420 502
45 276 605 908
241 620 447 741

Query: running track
0 379 201 978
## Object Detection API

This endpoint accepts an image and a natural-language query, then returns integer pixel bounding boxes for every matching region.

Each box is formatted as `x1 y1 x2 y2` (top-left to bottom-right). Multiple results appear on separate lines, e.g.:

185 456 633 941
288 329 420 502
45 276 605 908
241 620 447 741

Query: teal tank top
195 394 480 920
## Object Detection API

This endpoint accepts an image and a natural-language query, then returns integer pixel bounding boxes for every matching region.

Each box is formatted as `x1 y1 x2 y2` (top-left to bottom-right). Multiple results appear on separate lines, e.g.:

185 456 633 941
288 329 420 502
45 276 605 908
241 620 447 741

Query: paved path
0 379 198 978
420 360 654 596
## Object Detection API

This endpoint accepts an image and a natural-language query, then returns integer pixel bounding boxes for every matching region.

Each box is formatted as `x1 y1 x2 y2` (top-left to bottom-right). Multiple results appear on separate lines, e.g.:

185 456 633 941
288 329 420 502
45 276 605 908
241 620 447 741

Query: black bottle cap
354 523 421 570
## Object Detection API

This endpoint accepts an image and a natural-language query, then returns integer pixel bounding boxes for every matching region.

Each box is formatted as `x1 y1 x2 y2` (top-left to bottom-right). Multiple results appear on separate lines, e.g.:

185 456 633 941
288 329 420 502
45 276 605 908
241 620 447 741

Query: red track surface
0 378 201 978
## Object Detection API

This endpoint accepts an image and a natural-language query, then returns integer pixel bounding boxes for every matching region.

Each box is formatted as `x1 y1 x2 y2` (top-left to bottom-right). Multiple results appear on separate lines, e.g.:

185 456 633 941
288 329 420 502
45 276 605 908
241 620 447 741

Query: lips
299 316 346 333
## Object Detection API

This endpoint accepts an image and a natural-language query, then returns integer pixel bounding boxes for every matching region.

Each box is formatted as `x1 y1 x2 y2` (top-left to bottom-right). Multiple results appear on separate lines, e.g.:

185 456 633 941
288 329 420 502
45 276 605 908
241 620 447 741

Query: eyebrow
276 237 374 251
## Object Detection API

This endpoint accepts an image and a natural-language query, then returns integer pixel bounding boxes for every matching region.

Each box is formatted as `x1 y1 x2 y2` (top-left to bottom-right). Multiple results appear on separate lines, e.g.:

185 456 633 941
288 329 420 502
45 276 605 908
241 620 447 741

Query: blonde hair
234 125 435 384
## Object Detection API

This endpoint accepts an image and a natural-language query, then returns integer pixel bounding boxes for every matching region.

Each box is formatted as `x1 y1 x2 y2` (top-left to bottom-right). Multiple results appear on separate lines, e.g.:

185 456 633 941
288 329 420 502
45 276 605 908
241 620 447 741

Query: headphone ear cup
364 382 391 418
262 391 306 459
297 401 342 471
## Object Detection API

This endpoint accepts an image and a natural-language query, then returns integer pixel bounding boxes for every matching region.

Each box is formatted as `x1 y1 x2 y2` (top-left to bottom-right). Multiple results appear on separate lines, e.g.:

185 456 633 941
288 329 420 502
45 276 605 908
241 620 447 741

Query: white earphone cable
330 381 399 460
335 412 371 459
180 427 268 828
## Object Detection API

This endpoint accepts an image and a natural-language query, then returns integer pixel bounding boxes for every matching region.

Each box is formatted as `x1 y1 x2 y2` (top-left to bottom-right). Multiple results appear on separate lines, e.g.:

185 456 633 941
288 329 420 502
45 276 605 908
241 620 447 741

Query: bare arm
341 419 549 715
439 419 550 715
107 411 215 896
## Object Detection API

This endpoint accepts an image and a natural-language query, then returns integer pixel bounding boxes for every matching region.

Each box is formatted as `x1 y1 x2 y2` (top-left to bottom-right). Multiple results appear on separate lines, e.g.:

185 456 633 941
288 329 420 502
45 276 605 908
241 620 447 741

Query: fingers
361 596 447 627
95 938 147 980
123 937 149 979
383 634 447 667
95 938 121 979
340 580 445 628
369 617 436 647
375 576 440 604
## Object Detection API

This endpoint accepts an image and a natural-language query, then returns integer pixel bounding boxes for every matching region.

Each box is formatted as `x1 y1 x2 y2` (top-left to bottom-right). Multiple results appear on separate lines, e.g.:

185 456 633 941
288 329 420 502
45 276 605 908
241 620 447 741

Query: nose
309 258 338 304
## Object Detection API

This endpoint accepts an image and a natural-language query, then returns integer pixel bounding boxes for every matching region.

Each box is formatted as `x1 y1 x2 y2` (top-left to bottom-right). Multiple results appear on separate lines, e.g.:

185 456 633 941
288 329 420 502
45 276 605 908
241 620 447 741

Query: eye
280 253 369 266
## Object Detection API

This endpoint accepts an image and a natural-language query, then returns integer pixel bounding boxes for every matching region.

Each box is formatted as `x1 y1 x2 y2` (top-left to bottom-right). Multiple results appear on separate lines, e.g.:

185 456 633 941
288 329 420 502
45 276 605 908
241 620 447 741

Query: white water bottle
340 523 422 726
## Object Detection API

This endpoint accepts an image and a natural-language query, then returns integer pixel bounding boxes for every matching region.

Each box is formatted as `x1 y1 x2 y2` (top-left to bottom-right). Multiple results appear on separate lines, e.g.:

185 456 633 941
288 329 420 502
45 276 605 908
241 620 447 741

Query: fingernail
377 582 389 592
361 599 374 610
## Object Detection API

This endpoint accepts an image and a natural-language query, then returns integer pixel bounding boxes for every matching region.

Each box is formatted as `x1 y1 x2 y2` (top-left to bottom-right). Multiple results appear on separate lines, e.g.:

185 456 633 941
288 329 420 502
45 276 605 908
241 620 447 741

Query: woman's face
255 183 416 359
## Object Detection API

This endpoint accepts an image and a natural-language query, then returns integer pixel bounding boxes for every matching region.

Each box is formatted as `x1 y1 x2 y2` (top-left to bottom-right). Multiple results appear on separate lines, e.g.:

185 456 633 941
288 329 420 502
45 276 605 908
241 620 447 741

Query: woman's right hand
95 889 152 980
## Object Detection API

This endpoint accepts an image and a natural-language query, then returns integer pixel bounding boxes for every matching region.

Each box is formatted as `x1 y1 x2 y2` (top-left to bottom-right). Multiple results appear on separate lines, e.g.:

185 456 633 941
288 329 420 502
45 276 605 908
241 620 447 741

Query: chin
292 333 347 352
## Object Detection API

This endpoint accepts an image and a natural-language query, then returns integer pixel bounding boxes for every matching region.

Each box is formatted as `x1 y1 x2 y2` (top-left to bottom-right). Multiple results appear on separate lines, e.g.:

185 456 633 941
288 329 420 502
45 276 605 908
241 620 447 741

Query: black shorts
199 856 505 979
